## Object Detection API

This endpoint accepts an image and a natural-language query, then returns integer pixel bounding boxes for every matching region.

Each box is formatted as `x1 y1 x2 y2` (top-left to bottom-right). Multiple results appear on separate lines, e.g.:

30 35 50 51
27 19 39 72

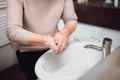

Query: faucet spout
102 38 112 58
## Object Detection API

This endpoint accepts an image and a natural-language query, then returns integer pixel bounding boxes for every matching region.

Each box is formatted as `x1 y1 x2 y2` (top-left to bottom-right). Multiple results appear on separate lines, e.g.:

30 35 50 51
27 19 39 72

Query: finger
56 38 63 54
54 38 59 45
54 33 60 45
59 43 65 54
51 43 57 50
59 40 68 54
49 38 57 51
54 36 60 54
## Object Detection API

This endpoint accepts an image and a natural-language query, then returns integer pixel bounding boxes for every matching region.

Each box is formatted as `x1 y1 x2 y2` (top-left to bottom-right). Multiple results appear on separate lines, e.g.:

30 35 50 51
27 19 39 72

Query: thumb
54 36 59 45
49 39 57 51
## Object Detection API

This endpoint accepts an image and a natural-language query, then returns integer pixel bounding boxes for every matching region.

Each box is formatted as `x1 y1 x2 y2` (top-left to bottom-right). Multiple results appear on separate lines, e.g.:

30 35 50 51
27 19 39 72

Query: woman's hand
54 24 76 54
54 32 69 54
43 35 57 52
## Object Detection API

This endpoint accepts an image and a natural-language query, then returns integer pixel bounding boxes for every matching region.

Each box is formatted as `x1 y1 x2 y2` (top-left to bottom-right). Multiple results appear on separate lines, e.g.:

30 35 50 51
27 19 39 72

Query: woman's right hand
43 35 57 52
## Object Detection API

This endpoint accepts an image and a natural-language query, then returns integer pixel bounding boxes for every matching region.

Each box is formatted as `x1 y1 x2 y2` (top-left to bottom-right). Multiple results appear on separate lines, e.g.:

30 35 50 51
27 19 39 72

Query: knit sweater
7 0 77 52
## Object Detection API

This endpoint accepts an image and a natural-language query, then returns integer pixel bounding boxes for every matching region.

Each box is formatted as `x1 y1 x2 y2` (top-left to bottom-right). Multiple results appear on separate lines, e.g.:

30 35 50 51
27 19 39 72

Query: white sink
35 41 104 80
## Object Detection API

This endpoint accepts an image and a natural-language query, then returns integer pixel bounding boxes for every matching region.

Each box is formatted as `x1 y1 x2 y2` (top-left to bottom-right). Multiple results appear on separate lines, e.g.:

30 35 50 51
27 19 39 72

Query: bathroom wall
0 1 17 71
74 1 120 31
88 0 104 6
0 44 17 71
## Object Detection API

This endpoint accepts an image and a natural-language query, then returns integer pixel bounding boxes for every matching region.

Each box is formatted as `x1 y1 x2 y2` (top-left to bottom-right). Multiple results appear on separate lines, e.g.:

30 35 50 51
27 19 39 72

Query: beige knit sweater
7 0 77 52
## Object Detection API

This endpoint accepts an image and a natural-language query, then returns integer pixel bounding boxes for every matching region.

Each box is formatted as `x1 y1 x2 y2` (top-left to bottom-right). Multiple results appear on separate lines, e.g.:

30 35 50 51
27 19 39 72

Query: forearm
28 33 58 51
28 33 47 46
7 25 46 46
60 24 76 37
7 25 32 45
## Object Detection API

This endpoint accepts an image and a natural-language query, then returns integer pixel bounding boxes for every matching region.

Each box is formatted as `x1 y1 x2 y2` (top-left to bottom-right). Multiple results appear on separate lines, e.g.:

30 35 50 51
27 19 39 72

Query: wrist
42 35 49 45
28 33 46 46
60 24 75 37
60 30 69 37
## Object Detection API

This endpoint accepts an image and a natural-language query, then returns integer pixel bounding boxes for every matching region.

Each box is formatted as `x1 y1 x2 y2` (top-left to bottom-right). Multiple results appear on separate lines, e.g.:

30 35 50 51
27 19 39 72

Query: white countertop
58 20 120 48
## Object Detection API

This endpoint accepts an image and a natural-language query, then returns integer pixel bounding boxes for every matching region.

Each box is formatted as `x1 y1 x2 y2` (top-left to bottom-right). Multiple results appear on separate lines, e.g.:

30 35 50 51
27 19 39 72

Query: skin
28 33 57 51
28 24 75 54
54 24 75 54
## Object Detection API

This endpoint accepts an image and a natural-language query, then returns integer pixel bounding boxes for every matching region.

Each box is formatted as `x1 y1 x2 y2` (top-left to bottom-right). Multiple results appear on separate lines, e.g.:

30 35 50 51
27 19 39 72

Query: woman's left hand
54 32 69 54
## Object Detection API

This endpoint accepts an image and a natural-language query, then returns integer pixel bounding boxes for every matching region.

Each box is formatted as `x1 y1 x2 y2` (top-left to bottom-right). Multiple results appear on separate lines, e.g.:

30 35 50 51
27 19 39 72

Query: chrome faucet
102 38 112 58
84 37 112 58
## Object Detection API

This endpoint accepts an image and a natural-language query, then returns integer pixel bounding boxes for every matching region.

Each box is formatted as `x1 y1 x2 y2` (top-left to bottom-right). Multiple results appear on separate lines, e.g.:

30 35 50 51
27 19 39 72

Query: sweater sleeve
7 0 32 45
62 0 78 27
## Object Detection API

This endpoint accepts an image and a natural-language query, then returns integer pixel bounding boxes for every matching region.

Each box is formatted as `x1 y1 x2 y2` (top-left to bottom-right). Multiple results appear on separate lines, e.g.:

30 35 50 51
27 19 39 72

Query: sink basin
35 41 105 80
